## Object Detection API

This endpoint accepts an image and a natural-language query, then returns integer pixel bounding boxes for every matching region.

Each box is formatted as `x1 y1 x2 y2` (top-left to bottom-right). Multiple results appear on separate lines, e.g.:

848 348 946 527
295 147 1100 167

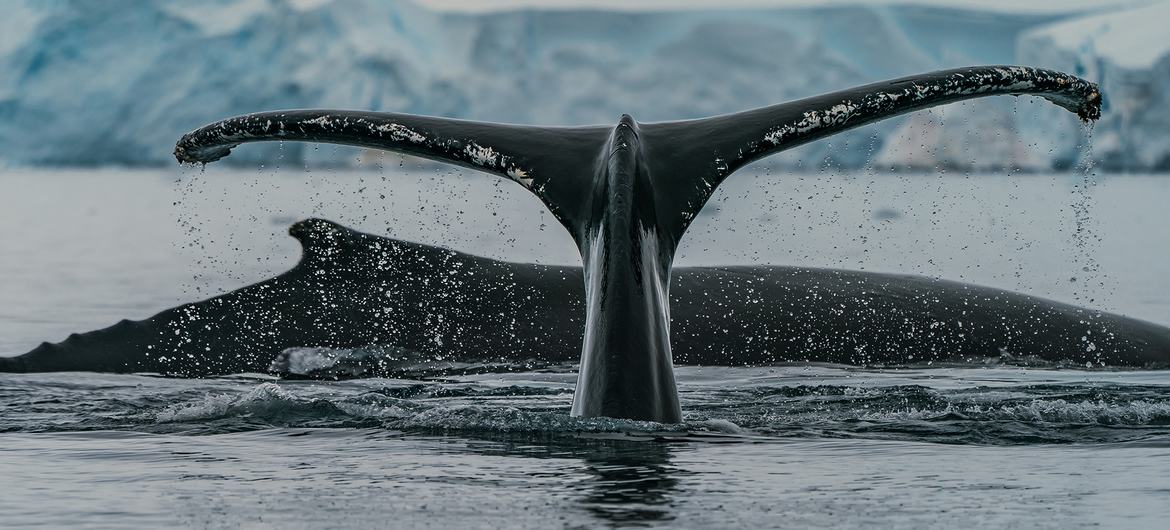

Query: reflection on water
459 436 684 525
4 426 1170 529
558 438 680 524
579 443 678 524
1 367 1169 528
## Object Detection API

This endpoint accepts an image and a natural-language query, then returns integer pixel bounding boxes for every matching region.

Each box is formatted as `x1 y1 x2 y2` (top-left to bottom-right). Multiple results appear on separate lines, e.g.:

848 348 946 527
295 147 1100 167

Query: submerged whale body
4 218 1168 380
9 66 1117 422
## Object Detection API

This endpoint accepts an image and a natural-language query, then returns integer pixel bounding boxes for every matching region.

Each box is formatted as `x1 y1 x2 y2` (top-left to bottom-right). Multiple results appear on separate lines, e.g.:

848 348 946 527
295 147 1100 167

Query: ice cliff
1018 1 1170 171
0 0 1164 170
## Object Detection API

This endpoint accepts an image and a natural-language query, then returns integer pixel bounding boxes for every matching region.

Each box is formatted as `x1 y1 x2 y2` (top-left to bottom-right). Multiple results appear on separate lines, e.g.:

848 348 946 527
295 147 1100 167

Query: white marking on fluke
465 142 500 168
377 123 427 144
507 167 533 187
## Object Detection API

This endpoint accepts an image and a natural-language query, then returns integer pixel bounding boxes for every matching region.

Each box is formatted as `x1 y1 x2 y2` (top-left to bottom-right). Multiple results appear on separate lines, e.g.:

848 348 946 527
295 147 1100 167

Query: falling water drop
1070 121 1101 306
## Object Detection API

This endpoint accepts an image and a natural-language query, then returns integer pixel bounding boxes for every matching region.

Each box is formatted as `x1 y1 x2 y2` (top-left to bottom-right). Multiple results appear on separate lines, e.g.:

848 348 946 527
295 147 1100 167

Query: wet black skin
5 66 1118 423
574 116 680 421
4 219 1167 378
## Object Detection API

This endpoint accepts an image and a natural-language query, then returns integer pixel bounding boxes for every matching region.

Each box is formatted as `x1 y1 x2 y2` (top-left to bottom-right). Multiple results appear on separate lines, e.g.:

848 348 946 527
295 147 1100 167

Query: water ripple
3 366 1169 445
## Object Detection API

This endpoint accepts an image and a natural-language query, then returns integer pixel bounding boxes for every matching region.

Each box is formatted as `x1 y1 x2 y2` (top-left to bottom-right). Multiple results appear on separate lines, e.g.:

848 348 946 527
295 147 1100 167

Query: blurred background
1 0 1167 170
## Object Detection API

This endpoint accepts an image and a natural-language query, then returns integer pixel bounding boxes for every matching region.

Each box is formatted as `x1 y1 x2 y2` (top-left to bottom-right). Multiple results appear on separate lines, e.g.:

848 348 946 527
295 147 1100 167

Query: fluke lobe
174 66 1102 423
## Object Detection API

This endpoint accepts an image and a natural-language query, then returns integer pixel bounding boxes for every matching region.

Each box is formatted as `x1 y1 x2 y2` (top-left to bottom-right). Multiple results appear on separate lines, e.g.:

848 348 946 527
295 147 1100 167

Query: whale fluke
175 110 610 229
638 66 1100 237
175 66 1102 422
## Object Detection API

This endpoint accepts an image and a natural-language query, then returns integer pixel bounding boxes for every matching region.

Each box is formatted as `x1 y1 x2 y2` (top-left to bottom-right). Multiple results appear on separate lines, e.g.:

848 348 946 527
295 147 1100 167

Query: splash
5 367 1169 445
1069 122 1104 306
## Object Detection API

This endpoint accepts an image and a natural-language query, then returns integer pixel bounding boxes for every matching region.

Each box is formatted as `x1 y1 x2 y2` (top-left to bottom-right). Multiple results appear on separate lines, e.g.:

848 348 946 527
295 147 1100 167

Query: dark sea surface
2 168 1169 528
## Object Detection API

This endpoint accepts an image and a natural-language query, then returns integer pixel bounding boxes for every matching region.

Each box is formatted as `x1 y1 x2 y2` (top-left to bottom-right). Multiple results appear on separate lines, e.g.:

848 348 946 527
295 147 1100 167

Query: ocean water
2 167 1170 528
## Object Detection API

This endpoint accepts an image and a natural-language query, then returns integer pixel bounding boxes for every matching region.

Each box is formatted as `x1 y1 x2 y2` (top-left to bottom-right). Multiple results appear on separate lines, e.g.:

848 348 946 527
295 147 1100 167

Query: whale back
5 220 1169 377
162 66 1112 421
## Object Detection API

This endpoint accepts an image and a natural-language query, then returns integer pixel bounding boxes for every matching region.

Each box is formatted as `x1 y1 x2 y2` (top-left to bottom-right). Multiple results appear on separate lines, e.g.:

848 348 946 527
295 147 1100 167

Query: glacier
1019 1 1170 171
0 0 1165 170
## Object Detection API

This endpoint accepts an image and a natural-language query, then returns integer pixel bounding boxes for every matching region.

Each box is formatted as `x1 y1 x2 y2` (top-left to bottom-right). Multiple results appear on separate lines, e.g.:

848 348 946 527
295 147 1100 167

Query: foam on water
5 366 1168 446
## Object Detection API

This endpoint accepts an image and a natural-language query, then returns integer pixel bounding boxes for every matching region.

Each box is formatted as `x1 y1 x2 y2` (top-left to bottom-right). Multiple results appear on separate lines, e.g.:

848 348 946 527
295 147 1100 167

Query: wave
270 347 561 380
3 369 1168 445
268 347 1170 383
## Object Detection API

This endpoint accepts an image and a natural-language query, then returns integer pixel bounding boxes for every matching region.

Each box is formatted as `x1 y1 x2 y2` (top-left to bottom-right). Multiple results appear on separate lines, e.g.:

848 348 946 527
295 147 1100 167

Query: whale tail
175 65 1101 422
176 66 1099 248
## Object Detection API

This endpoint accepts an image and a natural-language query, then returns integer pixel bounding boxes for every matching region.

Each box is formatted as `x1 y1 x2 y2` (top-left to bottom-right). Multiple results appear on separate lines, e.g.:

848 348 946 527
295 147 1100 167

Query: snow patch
161 0 270 37
1025 2 1170 70
0 0 48 56
0 0 1157 169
